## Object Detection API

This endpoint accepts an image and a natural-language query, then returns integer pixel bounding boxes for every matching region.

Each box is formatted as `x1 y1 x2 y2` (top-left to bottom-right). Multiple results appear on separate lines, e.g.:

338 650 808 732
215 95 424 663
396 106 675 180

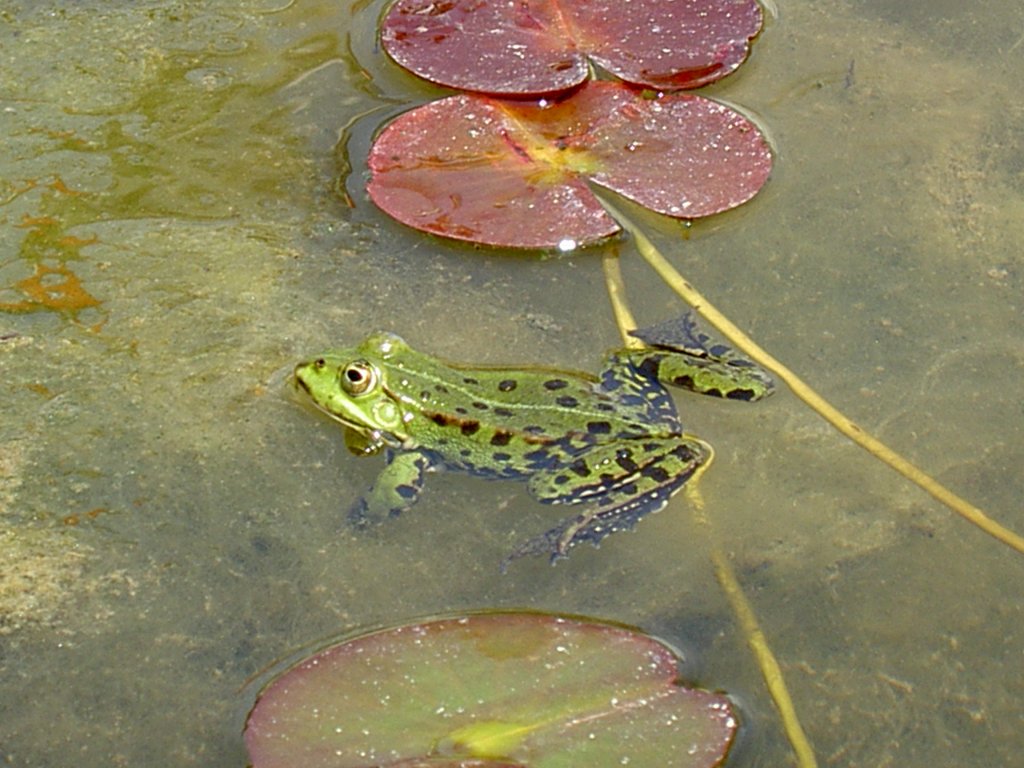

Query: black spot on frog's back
641 464 671 483
600 369 622 391
568 458 590 477
396 484 419 500
523 448 555 470
498 379 517 392
615 452 640 474
543 378 569 390
490 430 512 446
725 388 758 402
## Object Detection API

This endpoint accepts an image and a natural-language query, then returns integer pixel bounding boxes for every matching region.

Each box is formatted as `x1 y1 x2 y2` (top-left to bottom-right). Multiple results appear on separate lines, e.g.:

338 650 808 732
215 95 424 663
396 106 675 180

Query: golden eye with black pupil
341 361 376 395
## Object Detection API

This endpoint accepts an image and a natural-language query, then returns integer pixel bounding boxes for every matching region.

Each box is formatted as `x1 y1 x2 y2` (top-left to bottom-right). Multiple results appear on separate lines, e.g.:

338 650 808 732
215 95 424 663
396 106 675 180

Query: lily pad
381 0 763 95
245 613 737 768
366 81 772 249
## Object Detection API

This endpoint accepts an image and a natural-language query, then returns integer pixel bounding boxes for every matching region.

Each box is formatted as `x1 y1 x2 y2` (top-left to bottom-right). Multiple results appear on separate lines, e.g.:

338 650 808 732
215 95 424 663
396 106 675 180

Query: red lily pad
382 0 763 95
245 613 737 768
367 81 772 249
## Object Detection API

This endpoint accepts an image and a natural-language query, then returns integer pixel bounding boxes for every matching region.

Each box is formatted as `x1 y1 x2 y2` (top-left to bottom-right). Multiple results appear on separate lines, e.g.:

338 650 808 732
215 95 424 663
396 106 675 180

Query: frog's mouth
292 371 406 449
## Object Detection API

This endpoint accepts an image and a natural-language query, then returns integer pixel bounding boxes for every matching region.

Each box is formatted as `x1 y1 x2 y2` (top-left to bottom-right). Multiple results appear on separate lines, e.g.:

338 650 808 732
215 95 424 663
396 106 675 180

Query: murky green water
1 0 1021 765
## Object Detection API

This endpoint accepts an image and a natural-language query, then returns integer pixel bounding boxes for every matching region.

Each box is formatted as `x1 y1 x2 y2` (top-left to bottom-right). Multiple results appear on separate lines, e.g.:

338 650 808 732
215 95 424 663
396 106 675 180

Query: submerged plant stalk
601 196 1024 558
601 251 818 768
708 544 819 768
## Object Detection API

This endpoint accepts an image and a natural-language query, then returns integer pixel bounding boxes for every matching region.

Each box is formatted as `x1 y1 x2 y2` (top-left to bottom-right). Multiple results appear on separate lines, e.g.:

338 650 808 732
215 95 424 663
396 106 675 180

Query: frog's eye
340 361 377 396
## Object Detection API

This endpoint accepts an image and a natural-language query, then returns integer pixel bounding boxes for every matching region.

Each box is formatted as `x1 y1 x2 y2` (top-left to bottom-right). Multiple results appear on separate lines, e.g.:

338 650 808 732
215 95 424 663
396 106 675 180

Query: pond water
1 0 1022 765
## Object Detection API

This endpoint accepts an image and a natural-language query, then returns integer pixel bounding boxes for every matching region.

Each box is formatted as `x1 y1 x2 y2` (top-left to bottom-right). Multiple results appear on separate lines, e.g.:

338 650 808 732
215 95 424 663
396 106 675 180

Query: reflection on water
0 0 1021 766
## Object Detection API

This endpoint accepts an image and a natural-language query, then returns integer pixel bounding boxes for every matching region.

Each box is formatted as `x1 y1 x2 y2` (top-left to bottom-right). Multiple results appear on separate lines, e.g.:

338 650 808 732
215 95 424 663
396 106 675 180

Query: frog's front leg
514 437 711 563
348 449 435 528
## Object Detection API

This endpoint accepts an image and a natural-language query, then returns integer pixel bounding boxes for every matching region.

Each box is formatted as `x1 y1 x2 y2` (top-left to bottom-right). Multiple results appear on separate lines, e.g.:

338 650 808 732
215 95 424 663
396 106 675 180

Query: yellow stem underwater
601 250 641 347
709 545 819 768
603 199 1024 557
602 251 818 768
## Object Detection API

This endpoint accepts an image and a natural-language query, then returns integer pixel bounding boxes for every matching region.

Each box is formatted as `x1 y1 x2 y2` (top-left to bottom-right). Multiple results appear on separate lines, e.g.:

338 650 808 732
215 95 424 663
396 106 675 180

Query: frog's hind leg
629 312 775 401
348 449 434 528
512 437 711 564
597 351 682 429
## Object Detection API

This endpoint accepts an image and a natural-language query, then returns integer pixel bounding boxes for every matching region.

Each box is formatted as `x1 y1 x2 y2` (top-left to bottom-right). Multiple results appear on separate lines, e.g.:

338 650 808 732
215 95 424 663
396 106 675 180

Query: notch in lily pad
382 0 764 95
366 81 772 249
245 612 737 768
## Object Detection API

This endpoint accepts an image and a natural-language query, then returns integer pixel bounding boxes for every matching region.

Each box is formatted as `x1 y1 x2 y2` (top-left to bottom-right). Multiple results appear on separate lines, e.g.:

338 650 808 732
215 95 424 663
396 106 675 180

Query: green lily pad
245 613 737 768
366 81 772 249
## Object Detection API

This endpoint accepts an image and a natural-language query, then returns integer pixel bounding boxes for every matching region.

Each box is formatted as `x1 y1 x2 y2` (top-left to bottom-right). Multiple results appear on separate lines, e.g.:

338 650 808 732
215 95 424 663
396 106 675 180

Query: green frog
293 314 773 563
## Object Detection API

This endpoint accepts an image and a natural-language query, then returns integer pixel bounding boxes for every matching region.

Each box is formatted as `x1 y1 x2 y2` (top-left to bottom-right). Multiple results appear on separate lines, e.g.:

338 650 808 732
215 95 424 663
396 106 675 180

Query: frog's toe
557 499 658 550
347 496 413 529
503 507 631 567
347 498 375 529
501 527 573 571
506 482 682 568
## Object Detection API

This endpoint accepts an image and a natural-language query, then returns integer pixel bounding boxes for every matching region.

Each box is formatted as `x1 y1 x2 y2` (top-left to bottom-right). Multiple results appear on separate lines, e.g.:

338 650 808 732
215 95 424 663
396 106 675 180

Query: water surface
1 1 1021 765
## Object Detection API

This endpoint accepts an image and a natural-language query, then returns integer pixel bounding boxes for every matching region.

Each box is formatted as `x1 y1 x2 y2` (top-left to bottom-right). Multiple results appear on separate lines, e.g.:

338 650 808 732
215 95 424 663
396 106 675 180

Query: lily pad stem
603 198 1024 557
601 247 642 348
601 250 818 768
707 542 819 768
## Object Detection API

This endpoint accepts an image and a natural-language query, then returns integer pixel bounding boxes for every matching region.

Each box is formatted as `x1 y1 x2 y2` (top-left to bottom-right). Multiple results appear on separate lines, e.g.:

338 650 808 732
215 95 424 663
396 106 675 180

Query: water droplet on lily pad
367 82 772 249
245 613 737 768
381 0 763 95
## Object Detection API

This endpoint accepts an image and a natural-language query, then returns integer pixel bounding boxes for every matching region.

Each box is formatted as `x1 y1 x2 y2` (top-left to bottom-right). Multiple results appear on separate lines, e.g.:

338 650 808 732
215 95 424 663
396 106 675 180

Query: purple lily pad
245 613 737 768
381 0 764 95
366 81 772 249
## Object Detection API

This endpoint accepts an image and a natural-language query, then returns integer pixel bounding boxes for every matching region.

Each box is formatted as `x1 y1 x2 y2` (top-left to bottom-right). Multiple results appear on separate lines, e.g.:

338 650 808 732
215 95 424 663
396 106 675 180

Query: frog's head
293 332 412 448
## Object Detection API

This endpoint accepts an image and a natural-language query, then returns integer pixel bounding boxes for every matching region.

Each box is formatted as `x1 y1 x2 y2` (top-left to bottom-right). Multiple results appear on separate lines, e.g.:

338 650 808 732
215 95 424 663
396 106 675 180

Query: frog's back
380 354 680 477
